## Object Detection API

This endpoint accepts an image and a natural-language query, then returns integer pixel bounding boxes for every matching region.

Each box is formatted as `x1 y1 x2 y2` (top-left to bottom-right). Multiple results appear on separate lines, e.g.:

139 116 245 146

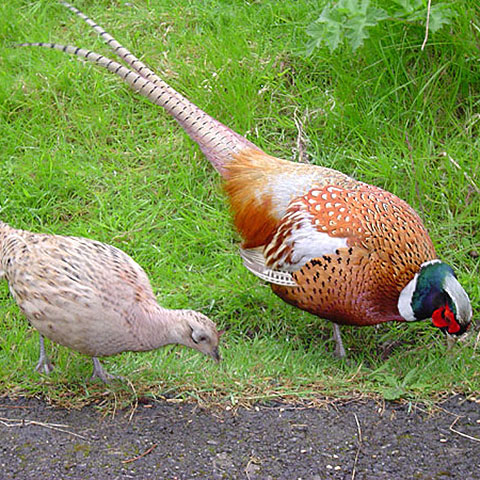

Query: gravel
0 395 479 479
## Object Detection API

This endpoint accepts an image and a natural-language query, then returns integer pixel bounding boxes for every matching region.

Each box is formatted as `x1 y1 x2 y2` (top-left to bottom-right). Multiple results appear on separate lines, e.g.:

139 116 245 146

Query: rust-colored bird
18 2 472 356
0 221 221 382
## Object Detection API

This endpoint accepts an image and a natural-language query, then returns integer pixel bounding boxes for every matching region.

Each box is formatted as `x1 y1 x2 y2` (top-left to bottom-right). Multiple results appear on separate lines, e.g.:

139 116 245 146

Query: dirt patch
0 395 479 479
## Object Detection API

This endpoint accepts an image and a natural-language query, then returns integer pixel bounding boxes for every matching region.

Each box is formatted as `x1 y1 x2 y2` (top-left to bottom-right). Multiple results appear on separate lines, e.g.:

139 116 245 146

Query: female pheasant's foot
332 324 346 358
90 357 123 383
35 335 54 374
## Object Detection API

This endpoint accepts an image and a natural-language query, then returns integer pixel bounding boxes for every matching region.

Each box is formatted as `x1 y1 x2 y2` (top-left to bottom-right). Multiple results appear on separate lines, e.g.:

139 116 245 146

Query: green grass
0 0 478 409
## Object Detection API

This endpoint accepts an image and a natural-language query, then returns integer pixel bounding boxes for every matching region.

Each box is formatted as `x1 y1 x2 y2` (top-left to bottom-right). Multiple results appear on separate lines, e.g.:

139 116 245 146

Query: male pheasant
18 2 472 356
0 222 221 382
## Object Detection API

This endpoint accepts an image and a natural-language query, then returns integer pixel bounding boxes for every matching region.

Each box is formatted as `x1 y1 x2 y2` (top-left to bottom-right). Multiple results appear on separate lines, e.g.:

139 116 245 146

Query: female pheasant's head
398 260 472 336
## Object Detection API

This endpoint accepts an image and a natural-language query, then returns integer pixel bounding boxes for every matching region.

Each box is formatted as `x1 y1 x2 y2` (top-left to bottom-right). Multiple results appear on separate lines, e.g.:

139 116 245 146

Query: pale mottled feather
0 221 220 381
239 248 297 287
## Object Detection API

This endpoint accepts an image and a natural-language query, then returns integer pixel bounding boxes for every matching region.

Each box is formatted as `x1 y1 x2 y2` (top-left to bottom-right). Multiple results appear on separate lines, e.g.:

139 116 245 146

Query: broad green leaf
429 4 458 33
306 4 344 53
337 0 361 16
306 19 343 54
392 0 423 14
346 16 371 51
305 0 455 54
345 2 388 51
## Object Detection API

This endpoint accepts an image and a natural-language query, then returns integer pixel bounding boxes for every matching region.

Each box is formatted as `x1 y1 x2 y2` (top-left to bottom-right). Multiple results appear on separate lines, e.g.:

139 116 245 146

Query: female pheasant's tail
17 1 263 178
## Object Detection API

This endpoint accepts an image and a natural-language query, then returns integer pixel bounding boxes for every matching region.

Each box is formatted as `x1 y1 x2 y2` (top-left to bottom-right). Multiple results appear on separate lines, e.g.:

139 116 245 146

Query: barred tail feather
60 1 167 87
19 2 263 178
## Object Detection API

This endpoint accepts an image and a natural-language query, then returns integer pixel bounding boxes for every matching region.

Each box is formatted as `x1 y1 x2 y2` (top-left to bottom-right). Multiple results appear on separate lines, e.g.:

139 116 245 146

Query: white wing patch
264 206 348 271
239 248 298 287
265 171 321 219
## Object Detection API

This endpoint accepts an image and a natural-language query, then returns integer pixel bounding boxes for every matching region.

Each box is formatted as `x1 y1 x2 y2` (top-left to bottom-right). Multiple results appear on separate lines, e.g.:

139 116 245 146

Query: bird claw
89 357 124 384
35 357 54 375
35 335 54 374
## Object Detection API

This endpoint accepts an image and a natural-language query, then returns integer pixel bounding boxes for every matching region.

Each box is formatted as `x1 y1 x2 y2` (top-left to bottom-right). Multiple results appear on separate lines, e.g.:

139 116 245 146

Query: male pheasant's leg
332 324 346 358
35 335 54 374
90 357 122 383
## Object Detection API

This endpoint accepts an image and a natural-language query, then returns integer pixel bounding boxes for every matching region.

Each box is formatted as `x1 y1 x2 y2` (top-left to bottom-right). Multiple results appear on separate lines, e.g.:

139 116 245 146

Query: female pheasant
0 222 221 382
18 2 472 356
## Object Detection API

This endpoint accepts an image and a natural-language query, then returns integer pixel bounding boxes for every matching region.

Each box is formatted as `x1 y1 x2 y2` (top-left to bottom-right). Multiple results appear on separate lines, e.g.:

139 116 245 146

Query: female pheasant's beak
210 346 221 362
209 329 225 362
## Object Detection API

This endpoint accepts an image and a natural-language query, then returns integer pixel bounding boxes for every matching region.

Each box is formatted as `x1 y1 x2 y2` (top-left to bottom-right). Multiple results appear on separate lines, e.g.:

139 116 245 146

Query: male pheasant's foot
332 324 346 358
35 335 54 374
90 357 123 383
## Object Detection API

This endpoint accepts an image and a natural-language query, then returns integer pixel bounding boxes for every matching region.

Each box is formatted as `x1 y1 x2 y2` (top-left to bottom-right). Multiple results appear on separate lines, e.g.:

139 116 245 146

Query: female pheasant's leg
90 357 122 383
35 335 54 374
332 324 346 358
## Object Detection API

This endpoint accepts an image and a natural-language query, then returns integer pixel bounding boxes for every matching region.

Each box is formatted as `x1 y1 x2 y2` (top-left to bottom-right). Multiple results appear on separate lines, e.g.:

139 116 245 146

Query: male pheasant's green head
398 260 472 335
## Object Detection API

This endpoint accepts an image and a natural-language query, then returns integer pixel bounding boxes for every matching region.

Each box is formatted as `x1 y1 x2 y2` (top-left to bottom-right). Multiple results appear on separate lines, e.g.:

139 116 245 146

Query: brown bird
0 221 221 382
18 2 472 357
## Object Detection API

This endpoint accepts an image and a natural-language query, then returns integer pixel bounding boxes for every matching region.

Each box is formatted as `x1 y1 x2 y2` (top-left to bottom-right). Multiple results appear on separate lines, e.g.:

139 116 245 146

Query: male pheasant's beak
446 330 471 350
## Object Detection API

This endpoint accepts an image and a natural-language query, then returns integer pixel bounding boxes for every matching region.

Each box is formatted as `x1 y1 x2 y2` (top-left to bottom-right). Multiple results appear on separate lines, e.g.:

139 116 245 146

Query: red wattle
444 304 461 334
432 307 449 328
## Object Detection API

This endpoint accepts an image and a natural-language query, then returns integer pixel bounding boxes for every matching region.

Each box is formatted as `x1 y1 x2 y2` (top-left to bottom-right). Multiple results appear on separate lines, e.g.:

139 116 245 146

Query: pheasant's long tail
59 1 169 89
18 3 263 177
